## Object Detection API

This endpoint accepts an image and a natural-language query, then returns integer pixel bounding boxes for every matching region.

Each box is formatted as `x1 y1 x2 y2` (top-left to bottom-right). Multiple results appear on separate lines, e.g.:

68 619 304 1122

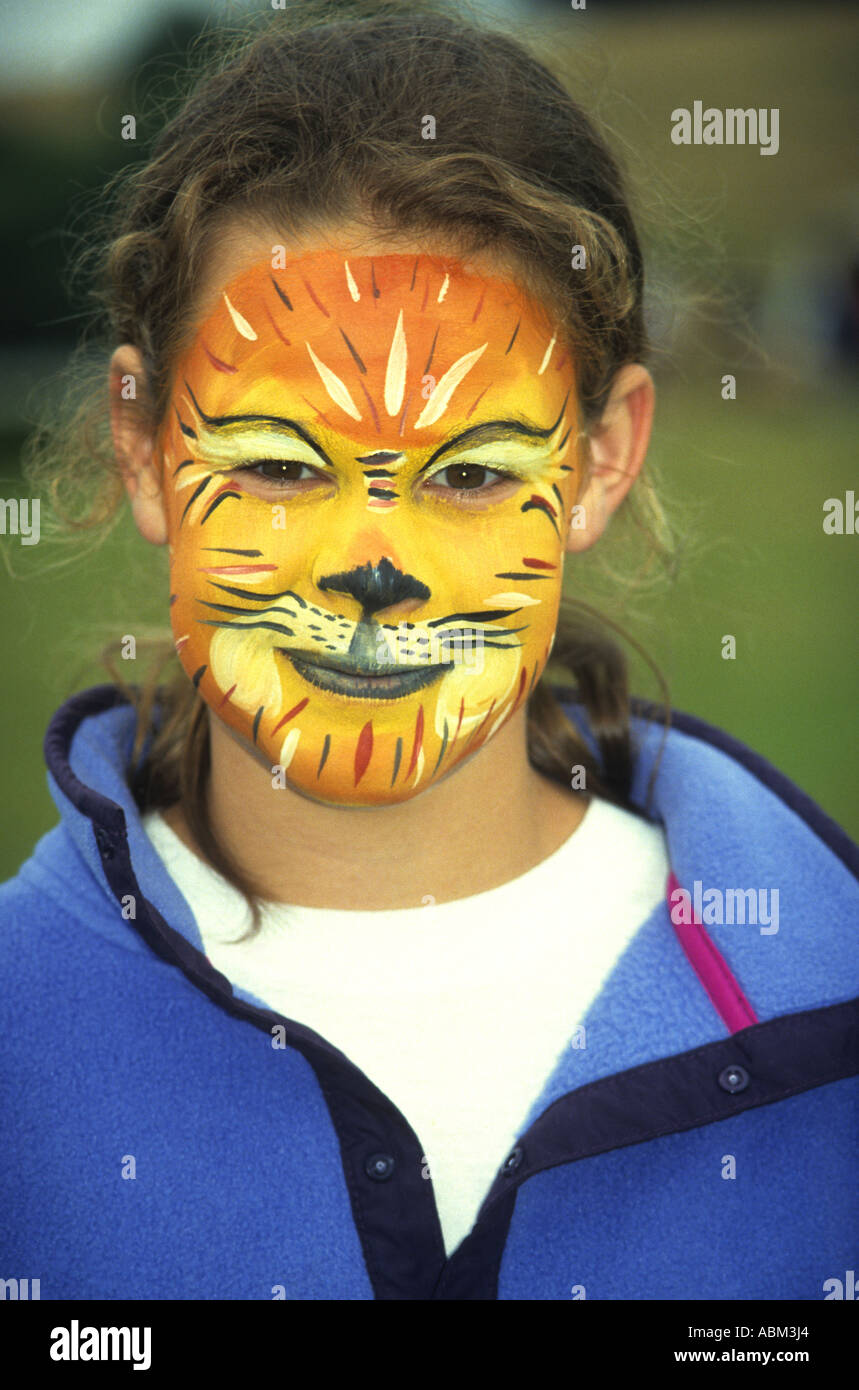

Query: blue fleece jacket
0 684 856 1300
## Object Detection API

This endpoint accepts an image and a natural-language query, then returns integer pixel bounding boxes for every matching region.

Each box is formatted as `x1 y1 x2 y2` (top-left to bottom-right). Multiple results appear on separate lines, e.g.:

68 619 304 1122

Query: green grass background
0 1 857 879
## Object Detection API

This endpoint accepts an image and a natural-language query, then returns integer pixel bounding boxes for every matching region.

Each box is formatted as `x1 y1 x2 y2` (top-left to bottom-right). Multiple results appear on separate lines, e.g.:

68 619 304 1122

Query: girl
1 5 856 1301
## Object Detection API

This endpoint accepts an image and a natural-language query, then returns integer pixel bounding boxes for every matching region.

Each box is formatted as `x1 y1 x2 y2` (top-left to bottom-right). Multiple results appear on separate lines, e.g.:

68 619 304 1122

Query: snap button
502 1146 524 1175
718 1064 750 1093
364 1153 395 1182
94 827 115 860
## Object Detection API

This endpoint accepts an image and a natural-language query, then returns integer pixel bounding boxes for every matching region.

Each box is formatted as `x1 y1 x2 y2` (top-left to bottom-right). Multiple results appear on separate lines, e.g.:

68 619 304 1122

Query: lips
280 649 453 700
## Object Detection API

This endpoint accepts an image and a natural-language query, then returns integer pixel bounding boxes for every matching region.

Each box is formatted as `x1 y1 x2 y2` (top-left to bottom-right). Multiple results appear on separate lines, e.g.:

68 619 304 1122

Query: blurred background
1 0 857 876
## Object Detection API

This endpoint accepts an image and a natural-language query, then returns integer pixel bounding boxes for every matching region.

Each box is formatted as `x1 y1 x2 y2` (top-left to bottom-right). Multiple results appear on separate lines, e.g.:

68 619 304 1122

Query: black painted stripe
180 478 210 525
198 619 295 637
495 572 551 581
521 498 560 537
200 491 241 525
270 277 293 310
428 608 521 627
432 719 449 776
202 547 264 557
317 733 331 777
339 329 367 374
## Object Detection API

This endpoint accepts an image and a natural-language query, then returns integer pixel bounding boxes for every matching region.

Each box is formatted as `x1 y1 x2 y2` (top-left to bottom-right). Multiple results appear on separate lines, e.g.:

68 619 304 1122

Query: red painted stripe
196 564 278 575
399 389 414 435
466 698 496 748
354 720 374 784
465 384 490 420
263 303 291 346
528 492 557 516
301 277 330 317
272 697 310 735
299 394 334 430
202 342 237 374
522 557 556 570
406 705 424 778
217 683 237 709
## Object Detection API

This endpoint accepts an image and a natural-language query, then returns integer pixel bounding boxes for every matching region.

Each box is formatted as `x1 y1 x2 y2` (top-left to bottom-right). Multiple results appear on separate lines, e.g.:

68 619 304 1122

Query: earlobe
109 345 169 546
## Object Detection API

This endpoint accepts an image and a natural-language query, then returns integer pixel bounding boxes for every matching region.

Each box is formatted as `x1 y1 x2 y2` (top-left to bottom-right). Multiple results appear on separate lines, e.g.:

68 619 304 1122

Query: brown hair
25 0 675 930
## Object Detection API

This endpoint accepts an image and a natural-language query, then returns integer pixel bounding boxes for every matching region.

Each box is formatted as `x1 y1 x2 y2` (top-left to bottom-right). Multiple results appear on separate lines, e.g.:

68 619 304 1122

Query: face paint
158 249 579 806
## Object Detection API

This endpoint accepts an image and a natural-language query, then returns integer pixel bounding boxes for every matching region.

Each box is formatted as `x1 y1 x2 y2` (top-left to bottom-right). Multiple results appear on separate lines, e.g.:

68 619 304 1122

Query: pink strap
666 872 758 1033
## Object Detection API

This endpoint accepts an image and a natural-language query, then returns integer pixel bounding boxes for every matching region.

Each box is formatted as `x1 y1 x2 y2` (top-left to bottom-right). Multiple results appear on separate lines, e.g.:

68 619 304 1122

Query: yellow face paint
158 249 579 805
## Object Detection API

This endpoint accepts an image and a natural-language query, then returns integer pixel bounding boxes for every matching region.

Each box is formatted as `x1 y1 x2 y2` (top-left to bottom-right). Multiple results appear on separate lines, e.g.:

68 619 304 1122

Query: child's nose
317 556 430 620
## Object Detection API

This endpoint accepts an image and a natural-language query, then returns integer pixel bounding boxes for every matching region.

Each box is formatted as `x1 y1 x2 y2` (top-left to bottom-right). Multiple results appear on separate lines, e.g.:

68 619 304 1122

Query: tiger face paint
158 249 579 806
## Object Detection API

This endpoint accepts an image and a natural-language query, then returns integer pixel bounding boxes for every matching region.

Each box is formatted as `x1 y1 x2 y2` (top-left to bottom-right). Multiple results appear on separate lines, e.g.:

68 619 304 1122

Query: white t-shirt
142 795 669 1256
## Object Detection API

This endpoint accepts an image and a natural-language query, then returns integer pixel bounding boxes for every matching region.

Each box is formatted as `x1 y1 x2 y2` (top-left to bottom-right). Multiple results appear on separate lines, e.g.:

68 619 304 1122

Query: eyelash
231 460 325 488
229 460 519 495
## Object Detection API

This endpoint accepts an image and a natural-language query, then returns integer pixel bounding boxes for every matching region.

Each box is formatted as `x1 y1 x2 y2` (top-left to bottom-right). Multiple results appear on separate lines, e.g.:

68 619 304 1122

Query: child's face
157 247 580 805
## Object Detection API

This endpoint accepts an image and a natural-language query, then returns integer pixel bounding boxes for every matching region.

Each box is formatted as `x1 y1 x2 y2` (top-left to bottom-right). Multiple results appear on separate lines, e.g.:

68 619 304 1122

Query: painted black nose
318 556 430 618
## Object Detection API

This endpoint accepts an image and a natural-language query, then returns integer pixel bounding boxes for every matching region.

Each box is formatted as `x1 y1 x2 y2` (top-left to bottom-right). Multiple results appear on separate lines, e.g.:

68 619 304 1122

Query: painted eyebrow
183 380 334 465
182 381 569 473
416 395 570 475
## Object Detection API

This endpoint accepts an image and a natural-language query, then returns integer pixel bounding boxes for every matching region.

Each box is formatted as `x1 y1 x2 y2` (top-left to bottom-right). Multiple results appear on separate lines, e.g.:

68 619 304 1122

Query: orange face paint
158 249 579 805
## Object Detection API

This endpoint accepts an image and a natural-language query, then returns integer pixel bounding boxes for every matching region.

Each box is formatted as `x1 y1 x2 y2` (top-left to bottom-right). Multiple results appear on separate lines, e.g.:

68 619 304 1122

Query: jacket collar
36 682 859 1113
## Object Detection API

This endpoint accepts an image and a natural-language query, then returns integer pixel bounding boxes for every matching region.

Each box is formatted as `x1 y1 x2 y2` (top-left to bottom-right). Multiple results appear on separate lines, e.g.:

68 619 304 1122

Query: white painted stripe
305 342 362 421
413 343 487 429
537 335 556 374
483 592 542 607
344 261 360 302
280 726 301 770
384 309 408 416
223 292 257 341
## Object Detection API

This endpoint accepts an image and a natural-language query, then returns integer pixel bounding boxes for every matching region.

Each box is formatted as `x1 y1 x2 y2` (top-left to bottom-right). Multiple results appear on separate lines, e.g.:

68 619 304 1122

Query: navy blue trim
435 998 859 1299
43 684 131 832
40 683 859 1300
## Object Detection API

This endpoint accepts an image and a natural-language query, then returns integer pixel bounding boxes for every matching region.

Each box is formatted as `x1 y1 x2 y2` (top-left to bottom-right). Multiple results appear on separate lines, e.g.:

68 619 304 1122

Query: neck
164 707 588 910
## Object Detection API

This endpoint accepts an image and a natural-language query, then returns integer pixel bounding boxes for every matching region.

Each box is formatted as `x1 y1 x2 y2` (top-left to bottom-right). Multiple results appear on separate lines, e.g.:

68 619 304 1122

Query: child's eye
424 463 516 494
231 459 325 486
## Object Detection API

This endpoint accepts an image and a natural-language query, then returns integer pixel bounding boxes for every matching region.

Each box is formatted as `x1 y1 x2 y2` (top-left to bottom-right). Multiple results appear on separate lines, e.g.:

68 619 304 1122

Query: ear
109 345 168 545
565 363 655 554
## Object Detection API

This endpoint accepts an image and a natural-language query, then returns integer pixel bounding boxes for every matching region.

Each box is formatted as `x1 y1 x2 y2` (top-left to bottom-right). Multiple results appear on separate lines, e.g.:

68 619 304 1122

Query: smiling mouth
279 649 454 700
